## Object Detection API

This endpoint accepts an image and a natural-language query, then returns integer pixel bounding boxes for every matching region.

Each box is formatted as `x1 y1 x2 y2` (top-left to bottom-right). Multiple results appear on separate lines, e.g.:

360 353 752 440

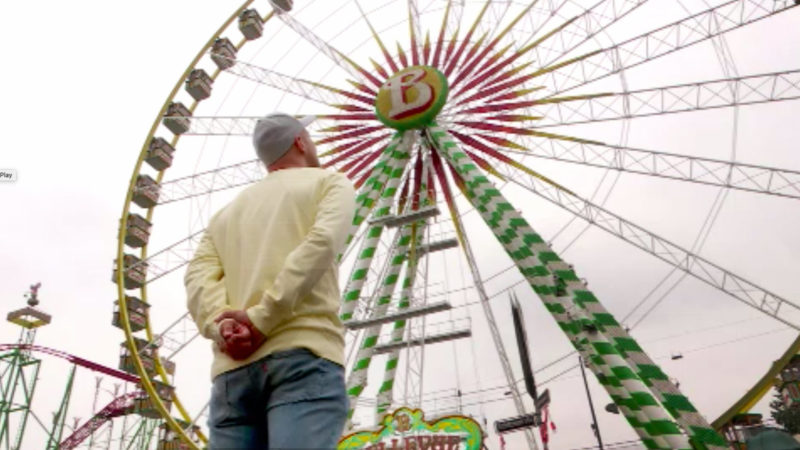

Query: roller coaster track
0 343 142 449
59 392 140 450
0 343 139 383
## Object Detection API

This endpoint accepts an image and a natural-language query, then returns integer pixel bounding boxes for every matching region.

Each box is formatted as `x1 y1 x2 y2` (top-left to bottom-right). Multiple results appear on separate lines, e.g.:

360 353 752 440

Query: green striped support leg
375 154 434 419
375 221 426 418
466 186 666 446
571 295 728 449
427 125 694 449
507 160 726 446
424 126 660 445
346 225 414 420
340 132 414 322
342 138 396 248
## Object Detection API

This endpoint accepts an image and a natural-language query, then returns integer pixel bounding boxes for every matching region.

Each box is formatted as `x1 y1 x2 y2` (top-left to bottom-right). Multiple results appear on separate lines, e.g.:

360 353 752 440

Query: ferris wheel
112 1 800 448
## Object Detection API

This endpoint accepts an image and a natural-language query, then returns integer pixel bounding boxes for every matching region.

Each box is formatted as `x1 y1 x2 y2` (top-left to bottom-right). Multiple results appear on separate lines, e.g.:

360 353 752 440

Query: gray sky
1 1 799 449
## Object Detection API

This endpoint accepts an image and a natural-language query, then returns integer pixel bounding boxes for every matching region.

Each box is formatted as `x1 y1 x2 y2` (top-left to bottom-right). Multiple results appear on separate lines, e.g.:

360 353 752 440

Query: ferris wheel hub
375 65 449 131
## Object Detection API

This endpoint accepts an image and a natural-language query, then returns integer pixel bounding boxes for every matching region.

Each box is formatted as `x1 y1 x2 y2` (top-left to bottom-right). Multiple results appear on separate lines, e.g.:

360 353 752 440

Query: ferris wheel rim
114 2 271 447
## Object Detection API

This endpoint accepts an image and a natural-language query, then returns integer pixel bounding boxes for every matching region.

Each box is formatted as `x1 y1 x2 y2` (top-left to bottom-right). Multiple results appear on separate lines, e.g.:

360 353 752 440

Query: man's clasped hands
214 310 267 360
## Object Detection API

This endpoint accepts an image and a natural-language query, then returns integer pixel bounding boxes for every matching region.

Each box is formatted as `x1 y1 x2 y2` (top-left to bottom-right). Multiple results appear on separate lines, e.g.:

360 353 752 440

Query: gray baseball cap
252 113 316 165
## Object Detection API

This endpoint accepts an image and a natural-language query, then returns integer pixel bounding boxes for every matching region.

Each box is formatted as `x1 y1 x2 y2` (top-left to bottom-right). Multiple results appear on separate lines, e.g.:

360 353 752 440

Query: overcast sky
1 1 799 449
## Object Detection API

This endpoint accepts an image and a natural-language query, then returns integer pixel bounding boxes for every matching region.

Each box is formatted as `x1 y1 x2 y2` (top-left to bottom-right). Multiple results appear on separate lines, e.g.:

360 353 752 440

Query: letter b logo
375 66 449 131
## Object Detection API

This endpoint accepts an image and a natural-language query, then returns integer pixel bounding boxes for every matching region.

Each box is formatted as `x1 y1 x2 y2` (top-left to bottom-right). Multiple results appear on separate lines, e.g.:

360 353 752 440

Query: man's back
203 167 356 378
187 114 354 449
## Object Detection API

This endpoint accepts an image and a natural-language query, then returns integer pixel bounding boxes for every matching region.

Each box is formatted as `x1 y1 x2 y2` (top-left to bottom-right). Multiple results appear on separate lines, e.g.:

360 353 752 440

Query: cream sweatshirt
185 167 356 379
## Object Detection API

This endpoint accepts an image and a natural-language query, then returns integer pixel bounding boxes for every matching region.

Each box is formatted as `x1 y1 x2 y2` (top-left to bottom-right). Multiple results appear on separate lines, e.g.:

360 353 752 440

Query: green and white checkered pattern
426 125 719 449
338 131 414 422
573 291 728 449
346 225 414 419
375 241 418 416
375 224 430 417
374 155 434 419
340 132 413 322
373 150 439 417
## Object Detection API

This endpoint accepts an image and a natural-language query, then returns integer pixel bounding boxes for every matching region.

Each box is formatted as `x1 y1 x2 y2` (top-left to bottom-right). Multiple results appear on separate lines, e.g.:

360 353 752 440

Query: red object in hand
214 311 266 360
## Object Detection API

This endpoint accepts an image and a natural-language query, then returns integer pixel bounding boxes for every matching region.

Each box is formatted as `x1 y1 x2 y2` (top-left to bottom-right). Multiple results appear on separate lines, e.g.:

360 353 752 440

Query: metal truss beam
344 301 452 330
541 0 799 96
372 328 472 355
412 238 459 257
507 137 800 200
156 139 386 206
158 160 264 205
369 205 441 227
183 116 259 136
408 0 423 61
154 313 200 360
531 0 647 74
0 348 41 450
276 10 376 87
476 1 514 45
223 59 371 108
180 116 372 136
508 0 570 52
444 0 464 44
126 231 204 284
455 0 647 98
532 69 800 127
498 163 800 329
445 178 539 448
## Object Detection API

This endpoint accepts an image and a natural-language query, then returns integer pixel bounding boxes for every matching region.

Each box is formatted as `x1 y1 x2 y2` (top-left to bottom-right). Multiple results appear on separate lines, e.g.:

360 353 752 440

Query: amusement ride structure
1 284 199 449
106 0 800 449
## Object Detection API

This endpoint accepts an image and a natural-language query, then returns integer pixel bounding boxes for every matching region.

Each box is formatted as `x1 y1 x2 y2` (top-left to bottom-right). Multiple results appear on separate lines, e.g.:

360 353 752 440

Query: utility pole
579 356 604 450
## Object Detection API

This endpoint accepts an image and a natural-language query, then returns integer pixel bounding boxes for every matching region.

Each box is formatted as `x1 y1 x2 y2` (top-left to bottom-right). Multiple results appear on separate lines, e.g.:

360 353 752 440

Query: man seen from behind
185 113 356 449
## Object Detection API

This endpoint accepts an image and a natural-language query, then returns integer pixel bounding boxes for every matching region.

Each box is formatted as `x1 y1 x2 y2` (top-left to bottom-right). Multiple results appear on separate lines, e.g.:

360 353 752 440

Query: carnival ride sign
338 407 483 450
375 66 449 131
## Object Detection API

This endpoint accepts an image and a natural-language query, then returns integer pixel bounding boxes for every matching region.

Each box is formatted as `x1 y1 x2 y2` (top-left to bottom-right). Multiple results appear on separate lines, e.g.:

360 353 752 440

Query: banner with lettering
338 407 483 450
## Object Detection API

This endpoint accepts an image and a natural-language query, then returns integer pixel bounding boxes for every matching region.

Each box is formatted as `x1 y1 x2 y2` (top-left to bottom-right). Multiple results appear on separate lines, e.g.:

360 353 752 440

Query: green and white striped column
346 146 392 240
375 221 426 418
427 125 696 449
494 229 682 447
424 128 658 445
340 132 414 322
345 142 394 247
561 278 728 449
375 152 436 418
346 225 414 419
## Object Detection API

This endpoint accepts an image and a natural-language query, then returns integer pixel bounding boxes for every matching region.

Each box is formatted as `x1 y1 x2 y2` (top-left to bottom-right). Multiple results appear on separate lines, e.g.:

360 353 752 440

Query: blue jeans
208 348 348 449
